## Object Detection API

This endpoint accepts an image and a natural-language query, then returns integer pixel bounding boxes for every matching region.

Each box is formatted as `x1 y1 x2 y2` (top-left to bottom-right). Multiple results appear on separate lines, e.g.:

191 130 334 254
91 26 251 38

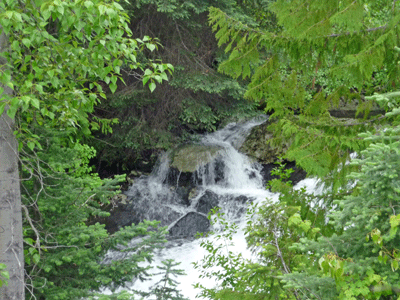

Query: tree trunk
0 30 25 299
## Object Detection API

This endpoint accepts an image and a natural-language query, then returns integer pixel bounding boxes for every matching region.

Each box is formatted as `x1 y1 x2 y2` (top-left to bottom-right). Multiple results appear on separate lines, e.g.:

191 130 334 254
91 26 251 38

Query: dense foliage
90 0 263 175
209 0 400 184
2 0 400 299
193 1 400 299
0 0 176 299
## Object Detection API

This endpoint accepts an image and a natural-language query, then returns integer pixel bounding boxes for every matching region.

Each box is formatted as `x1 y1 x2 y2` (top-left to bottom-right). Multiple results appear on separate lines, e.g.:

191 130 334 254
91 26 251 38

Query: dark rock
174 186 193 206
213 157 225 184
168 212 210 238
192 157 226 186
233 195 251 204
217 194 254 219
164 167 194 189
105 197 181 234
240 121 290 164
196 190 219 215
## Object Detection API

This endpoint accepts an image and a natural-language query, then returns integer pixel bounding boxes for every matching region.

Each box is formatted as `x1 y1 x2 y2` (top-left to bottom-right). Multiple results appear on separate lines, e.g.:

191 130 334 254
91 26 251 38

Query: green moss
170 144 223 172
240 122 290 164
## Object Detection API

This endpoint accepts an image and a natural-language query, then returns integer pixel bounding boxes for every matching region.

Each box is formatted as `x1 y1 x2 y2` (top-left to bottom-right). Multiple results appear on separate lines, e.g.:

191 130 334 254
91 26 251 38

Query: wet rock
240 121 290 164
170 144 223 173
105 197 181 234
195 190 219 215
233 195 252 204
164 167 193 188
168 212 210 238
218 194 254 219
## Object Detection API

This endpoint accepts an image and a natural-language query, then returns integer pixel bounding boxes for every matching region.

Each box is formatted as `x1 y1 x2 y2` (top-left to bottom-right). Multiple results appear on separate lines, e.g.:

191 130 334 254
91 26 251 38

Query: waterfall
102 116 315 299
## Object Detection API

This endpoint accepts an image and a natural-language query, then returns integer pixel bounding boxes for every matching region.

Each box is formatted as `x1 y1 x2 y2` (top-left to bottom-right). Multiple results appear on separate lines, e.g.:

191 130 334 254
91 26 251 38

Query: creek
103 116 317 299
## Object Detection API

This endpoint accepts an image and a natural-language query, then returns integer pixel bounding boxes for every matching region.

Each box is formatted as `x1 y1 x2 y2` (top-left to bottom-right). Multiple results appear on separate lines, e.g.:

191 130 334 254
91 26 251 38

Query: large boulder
240 121 290 164
164 144 226 196
195 190 219 215
170 144 224 172
168 212 210 238
239 121 307 186
105 194 181 234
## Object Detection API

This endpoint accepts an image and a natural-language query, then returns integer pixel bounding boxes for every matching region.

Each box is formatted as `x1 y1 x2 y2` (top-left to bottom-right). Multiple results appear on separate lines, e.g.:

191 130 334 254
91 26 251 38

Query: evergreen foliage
143 259 189 300
208 0 400 184
195 1 400 300
21 127 168 299
290 127 400 299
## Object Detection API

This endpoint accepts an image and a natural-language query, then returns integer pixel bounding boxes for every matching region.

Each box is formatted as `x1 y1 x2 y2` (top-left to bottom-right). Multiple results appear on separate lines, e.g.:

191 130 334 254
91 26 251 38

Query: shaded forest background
90 0 265 176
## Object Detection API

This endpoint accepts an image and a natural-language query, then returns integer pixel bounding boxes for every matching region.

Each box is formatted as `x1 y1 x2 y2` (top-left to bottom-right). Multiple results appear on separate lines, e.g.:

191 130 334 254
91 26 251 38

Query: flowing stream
103 116 318 299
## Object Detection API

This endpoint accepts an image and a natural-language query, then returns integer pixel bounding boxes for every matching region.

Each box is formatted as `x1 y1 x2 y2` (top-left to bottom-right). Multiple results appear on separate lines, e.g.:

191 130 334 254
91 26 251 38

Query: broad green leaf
146 43 156 51
142 75 150 86
0 102 6 116
31 97 40 109
1 271 9 280
21 38 31 48
110 82 117 94
149 82 156 93
27 141 35 151
84 0 93 8
33 254 40 264
160 72 168 81
6 106 17 119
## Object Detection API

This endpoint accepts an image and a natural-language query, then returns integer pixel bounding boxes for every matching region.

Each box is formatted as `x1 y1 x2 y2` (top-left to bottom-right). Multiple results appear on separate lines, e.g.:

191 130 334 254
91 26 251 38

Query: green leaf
160 72 168 81
27 141 35 151
288 213 302 226
391 259 399 271
0 271 10 280
24 238 34 245
84 0 93 8
21 38 31 48
0 102 6 116
98 4 106 15
142 75 150 86
110 82 117 94
6 106 17 119
33 253 40 264
1 271 9 280
24 55 32 63
149 82 156 93
144 69 153 76
35 84 44 94
146 43 156 51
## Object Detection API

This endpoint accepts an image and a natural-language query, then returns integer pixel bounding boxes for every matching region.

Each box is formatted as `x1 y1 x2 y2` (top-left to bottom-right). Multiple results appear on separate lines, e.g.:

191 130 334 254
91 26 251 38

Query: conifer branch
211 7 391 42
328 25 388 37
296 114 386 128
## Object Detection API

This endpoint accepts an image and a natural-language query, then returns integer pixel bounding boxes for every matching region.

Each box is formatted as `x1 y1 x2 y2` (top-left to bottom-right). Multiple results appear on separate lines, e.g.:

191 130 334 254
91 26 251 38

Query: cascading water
103 116 314 299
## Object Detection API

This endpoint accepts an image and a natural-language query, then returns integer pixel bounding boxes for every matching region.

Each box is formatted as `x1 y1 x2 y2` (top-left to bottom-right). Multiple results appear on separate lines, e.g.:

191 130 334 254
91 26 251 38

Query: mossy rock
170 144 224 173
240 121 290 164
